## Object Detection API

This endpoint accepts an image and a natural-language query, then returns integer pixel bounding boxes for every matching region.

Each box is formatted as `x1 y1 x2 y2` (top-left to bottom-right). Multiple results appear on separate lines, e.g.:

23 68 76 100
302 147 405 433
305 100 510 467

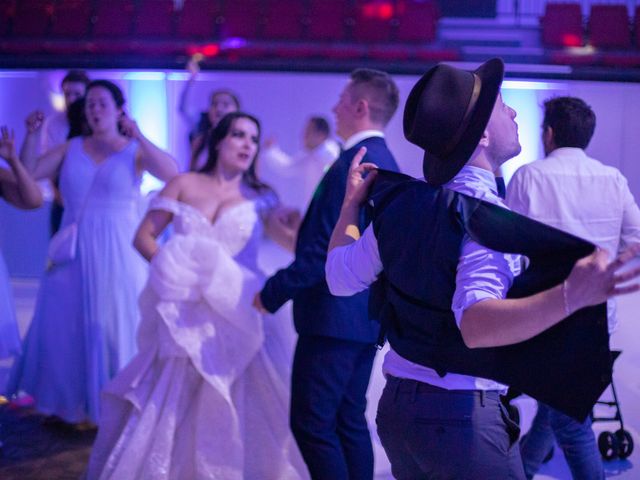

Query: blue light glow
500 80 567 183
128 72 170 194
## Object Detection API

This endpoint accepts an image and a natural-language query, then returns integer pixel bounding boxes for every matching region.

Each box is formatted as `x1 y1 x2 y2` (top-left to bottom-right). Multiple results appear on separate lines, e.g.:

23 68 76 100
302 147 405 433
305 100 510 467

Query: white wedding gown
87 194 309 480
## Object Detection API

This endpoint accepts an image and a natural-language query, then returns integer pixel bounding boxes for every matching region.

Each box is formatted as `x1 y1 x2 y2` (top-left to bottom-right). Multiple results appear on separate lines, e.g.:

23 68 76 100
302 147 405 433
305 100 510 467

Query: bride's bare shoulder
162 172 211 197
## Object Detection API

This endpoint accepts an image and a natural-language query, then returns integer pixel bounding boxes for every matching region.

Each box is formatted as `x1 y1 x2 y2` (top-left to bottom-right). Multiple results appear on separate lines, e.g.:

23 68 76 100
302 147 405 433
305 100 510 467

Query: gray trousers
376 375 526 480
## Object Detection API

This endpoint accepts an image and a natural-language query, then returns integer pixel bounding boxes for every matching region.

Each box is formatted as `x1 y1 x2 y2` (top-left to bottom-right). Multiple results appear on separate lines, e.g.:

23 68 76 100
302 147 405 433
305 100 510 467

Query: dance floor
0 278 638 479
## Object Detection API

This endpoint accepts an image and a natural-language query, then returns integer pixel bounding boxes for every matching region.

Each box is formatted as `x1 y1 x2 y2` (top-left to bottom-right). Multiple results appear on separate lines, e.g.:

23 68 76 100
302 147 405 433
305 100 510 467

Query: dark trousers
376 376 526 480
290 336 376 480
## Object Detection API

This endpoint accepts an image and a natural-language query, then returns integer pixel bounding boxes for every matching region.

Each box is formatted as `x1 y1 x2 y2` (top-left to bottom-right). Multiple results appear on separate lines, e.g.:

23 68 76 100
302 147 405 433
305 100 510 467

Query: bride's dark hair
201 112 272 193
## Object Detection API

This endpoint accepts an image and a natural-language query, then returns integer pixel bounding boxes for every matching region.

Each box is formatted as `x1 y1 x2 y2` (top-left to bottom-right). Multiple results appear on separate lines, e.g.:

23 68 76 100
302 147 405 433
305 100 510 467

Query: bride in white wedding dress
87 112 309 480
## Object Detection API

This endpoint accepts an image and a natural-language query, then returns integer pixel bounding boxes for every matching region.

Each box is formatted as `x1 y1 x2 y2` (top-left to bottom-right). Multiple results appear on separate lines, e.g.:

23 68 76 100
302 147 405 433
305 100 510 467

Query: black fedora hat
403 58 505 186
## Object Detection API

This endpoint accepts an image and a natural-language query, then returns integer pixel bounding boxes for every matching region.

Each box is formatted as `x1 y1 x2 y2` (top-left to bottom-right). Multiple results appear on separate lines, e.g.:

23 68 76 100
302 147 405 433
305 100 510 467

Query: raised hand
25 110 45 134
0 126 17 162
187 56 201 78
564 243 640 314
343 147 378 209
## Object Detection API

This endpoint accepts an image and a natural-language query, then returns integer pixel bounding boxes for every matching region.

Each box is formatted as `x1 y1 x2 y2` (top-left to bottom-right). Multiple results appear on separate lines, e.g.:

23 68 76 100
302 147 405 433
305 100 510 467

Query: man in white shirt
260 116 340 211
325 59 640 479
507 96 640 480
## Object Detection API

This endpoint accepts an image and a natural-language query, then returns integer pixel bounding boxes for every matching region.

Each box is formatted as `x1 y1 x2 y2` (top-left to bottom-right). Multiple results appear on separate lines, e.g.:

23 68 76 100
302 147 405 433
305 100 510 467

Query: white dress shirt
506 147 640 332
326 165 521 391
42 111 69 153
341 129 384 151
260 138 341 210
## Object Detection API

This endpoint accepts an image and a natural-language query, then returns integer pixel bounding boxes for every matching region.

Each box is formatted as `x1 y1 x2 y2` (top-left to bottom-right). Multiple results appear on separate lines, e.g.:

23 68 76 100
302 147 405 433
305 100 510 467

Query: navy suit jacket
260 136 399 342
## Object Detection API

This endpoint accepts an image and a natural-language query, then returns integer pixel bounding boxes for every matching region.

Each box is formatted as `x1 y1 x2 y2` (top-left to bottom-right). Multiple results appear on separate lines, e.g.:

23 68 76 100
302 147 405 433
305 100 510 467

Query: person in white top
507 96 640 480
19 70 90 235
260 116 340 211
20 70 90 161
325 59 640 479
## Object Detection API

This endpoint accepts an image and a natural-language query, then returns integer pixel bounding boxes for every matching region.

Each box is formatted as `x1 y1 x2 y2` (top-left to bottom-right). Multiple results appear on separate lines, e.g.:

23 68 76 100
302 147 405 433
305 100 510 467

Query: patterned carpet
0 404 95 480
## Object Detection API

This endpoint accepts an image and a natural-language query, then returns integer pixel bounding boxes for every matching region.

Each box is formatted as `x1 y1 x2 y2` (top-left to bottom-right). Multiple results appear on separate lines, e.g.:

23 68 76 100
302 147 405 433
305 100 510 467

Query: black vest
368 170 611 422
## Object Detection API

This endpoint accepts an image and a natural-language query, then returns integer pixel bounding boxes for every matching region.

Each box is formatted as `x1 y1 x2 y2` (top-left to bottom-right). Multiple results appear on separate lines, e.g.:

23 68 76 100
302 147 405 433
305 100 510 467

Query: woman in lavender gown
7 80 177 424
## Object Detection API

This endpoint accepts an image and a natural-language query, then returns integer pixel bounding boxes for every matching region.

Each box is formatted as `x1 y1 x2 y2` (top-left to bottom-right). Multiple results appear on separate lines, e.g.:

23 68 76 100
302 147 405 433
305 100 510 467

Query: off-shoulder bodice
149 194 276 272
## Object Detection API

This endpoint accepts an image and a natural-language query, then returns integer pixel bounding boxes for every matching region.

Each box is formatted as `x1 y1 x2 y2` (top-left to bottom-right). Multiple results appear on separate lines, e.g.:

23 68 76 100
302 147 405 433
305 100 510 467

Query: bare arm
189 134 206 172
328 147 375 252
460 246 640 348
133 209 173 261
265 206 301 252
178 59 200 125
28 143 68 181
120 116 179 181
133 176 183 261
0 127 43 209
19 110 45 171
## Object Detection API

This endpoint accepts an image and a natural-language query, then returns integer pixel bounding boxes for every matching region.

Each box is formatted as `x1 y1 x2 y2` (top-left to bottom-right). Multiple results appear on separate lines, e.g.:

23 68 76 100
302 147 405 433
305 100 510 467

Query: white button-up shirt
506 147 640 332
326 165 521 391
260 139 341 210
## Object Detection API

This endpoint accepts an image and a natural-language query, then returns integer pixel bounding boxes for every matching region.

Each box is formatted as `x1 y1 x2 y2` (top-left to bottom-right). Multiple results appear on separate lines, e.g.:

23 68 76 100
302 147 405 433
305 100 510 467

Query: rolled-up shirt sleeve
325 224 383 296
451 235 520 327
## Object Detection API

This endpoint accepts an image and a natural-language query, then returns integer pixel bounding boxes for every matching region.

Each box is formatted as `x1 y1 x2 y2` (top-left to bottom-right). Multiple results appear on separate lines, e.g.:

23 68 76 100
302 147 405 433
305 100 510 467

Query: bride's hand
273 206 301 231
266 206 300 252
253 292 267 313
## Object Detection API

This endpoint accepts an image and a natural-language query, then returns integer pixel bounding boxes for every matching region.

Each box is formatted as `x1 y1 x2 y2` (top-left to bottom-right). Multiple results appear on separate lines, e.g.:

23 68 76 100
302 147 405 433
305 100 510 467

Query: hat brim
423 58 505 186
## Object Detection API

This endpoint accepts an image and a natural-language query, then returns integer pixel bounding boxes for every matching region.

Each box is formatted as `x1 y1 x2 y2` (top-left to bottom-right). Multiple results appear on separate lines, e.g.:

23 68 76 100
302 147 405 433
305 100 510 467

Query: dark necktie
495 176 506 199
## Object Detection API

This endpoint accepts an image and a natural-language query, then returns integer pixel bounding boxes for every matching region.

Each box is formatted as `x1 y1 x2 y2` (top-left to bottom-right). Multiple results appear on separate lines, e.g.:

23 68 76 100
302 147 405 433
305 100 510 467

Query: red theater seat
549 50 598 65
307 0 351 42
176 0 219 39
134 0 175 38
540 3 584 48
601 52 640 66
0 0 15 36
218 0 262 40
353 0 394 43
414 47 460 62
395 0 439 43
12 0 53 36
263 0 305 40
51 0 91 37
92 0 135 37
636 6 640 48
588 4 631 49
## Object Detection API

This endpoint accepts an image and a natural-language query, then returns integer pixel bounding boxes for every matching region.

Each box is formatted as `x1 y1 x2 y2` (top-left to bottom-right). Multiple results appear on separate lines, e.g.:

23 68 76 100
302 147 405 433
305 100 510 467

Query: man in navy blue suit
254 69 399 479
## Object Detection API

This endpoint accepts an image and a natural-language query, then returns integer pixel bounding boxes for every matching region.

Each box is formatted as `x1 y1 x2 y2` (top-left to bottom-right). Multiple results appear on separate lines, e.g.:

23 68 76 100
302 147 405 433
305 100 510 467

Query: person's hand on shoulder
343 147 377 210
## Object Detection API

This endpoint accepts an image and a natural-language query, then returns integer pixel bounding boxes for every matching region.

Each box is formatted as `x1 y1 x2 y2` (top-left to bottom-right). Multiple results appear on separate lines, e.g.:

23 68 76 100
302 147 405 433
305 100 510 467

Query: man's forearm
460 283 568 348
328 204 361 252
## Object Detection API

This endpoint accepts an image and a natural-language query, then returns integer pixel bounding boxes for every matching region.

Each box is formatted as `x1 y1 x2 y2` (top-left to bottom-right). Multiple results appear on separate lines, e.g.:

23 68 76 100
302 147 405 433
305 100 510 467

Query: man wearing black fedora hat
325 58 640 478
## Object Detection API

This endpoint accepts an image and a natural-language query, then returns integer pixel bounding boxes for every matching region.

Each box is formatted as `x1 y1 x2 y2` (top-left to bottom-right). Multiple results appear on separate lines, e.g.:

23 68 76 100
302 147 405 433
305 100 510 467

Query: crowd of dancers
1 58 639 480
